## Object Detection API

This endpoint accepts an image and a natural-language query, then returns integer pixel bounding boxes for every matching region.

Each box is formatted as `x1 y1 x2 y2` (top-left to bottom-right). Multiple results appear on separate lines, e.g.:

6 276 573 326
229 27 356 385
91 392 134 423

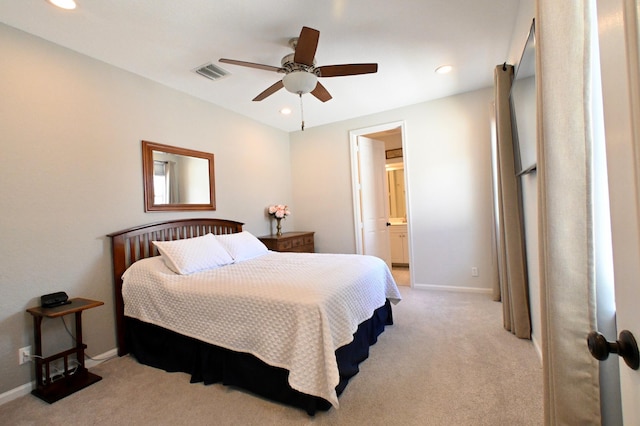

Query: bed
108 218 401 415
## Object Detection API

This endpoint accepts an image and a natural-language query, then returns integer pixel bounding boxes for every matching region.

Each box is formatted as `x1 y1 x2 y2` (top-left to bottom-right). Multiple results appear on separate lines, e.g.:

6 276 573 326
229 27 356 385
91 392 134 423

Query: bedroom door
597 0 640 423
350 133 391 268
357 136 392 267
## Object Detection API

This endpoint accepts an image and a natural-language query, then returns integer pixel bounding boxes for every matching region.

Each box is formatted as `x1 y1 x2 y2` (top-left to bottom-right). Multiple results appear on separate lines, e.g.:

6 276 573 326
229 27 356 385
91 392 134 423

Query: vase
276 218 282 236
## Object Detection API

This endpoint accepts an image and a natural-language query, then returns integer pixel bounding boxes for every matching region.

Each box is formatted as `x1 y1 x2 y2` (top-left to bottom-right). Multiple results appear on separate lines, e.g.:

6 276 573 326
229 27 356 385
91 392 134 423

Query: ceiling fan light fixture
47 0 77 10
282 71 317 95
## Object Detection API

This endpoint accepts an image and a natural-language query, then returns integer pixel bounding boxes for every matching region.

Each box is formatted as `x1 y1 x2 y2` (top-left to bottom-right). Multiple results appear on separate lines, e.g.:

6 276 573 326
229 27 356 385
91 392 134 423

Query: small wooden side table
26 297 104 403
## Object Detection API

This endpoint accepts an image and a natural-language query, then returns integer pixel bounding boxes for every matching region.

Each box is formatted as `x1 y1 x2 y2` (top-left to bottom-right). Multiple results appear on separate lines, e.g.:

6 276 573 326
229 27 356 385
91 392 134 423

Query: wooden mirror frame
142 140 216 212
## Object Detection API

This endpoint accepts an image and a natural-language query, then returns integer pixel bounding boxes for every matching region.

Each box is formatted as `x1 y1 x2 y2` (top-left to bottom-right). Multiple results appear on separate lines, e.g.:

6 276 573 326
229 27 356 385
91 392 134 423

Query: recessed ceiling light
435 65 453 74
47 0 77 10
280 108 292 115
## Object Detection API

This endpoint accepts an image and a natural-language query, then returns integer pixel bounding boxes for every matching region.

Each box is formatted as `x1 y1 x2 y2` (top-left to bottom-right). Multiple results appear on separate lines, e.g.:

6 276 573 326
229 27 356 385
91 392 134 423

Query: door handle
386 222 391 226
587 330 639 370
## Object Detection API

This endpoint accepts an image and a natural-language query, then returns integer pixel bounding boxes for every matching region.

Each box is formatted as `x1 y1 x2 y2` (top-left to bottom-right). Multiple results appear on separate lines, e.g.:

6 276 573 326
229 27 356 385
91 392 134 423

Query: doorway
349 121 411 286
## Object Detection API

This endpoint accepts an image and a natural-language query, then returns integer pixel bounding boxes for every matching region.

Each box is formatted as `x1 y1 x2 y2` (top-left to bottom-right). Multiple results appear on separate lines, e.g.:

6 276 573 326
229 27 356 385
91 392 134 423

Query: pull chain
299 94 305 131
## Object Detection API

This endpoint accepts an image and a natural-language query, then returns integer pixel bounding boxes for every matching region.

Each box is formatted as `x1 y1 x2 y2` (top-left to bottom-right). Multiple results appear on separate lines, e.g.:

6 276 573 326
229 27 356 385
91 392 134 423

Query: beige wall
290 87 496 291
0 24 291 395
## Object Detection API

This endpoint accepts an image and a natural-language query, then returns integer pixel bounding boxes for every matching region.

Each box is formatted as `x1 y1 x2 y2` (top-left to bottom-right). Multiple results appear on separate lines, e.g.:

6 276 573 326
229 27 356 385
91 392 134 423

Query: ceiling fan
219 26 378 103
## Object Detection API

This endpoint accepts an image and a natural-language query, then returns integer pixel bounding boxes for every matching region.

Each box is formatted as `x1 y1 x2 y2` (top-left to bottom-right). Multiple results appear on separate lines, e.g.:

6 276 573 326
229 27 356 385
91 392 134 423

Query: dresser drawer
258 232 315 253
277 239 294 250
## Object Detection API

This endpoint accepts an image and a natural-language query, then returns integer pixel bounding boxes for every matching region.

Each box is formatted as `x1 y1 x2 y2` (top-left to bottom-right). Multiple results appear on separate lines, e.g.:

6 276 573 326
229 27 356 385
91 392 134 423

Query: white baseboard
0 381 34 407
85 348 118 369
413 283 493 294
0 348 118 406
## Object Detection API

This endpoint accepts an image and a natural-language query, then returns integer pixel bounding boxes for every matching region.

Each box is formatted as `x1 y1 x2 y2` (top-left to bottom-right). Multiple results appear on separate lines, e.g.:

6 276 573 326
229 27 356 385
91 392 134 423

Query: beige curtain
537 0 601 424
493 64 532 339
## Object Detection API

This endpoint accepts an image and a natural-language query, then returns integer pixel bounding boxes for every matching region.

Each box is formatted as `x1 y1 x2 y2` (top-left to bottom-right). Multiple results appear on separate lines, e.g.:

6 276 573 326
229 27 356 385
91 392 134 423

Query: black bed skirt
125 299 393 415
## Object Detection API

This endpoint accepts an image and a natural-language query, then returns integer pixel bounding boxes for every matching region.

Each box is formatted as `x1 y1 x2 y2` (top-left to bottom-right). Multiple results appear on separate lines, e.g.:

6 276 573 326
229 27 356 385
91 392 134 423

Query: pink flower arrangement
268 204 291 219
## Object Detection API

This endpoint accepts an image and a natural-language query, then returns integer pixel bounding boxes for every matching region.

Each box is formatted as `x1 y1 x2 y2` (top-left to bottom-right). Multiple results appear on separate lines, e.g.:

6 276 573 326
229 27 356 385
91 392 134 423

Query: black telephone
41 291 70 308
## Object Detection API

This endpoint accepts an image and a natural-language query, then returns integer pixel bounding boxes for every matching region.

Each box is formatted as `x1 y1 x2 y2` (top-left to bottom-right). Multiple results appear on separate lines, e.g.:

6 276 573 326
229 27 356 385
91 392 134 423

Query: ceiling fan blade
311 82 332 102
294 26 320 66
252 80 284 101
317 63 378 77
219 58 283 73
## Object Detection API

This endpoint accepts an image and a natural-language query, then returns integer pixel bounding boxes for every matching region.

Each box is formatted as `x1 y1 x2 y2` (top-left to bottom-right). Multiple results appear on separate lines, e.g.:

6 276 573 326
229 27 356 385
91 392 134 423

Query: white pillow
152 233 233 275
216 231 268 262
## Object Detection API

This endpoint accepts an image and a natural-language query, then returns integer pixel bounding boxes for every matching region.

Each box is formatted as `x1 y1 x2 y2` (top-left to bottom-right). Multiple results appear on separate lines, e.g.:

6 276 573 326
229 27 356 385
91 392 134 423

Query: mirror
142 140 215 212
386 165 406 222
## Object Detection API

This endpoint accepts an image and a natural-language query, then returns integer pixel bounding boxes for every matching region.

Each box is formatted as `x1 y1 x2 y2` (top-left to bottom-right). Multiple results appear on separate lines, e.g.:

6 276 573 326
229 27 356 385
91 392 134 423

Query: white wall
0 23 292 395
291 87 496 292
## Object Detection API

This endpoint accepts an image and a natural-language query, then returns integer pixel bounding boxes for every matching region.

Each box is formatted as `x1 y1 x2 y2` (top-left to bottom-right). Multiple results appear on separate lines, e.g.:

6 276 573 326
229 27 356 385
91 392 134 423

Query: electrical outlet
19 346 31 365
471 267 479 277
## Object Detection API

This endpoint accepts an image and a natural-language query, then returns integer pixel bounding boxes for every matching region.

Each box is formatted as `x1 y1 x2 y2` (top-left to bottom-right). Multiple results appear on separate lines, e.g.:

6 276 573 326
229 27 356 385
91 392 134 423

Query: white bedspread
122 251 401 408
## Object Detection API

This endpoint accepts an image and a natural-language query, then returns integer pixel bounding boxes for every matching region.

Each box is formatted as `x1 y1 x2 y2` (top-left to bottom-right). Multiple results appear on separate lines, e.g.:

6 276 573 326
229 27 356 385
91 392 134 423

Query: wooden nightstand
259 231 315 253
26 298 104 403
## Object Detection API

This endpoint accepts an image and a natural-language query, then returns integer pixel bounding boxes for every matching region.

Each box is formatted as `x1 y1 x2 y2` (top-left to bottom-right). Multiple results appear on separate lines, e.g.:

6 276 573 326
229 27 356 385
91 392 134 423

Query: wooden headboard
107 218 244 355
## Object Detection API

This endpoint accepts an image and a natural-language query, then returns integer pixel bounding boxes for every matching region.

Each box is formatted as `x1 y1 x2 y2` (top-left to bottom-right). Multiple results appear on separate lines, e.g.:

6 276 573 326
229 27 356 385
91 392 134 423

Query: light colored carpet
0 287 543 425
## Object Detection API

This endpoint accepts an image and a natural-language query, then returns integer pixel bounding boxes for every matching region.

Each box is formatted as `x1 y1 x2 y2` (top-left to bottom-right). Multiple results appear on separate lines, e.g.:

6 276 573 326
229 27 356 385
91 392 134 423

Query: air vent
193 63 230 81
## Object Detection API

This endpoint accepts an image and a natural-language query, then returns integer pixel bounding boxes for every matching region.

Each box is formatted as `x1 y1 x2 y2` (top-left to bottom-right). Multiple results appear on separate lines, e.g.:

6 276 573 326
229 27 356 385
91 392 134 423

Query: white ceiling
0 0 521 132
